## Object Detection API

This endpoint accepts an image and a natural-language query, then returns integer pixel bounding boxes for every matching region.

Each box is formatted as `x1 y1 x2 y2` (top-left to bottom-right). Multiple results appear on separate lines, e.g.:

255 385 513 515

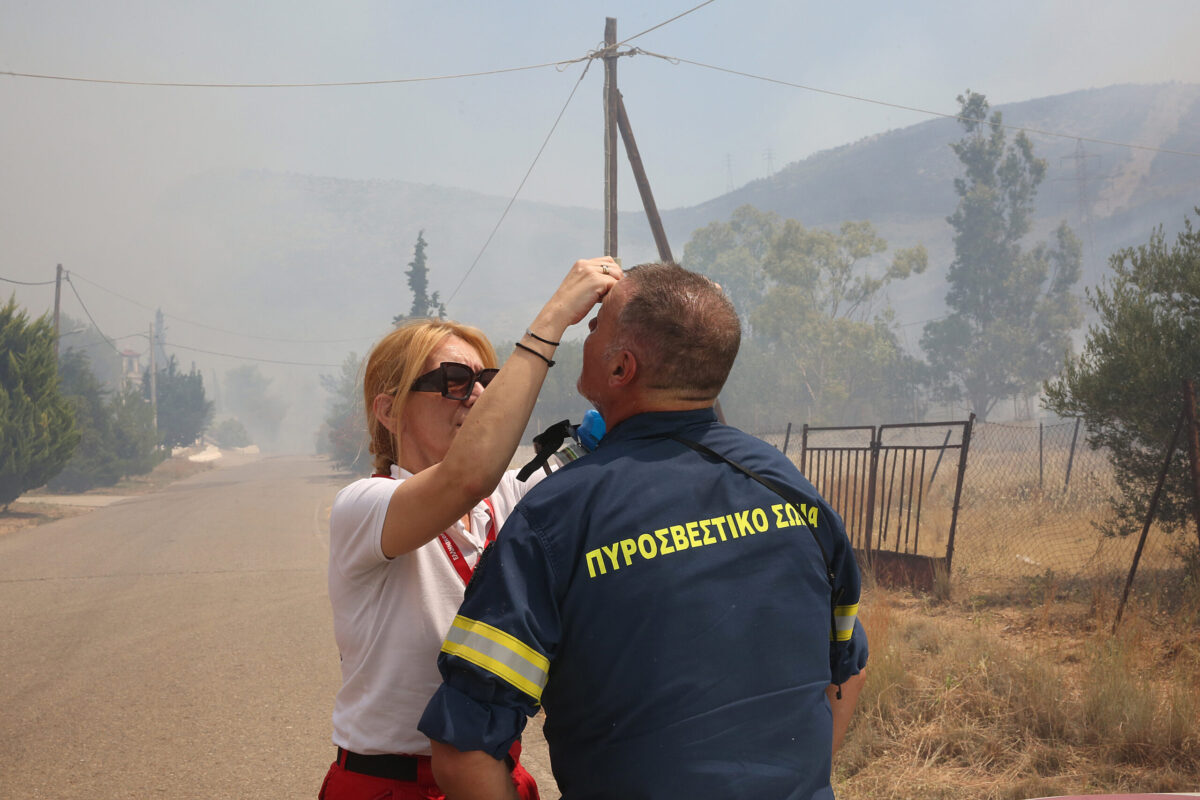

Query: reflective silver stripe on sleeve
831 602 859 642
442 616 549 701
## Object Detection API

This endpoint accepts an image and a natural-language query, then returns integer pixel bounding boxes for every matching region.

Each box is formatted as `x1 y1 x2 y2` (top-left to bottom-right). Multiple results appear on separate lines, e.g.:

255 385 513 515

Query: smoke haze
3 1 1199 451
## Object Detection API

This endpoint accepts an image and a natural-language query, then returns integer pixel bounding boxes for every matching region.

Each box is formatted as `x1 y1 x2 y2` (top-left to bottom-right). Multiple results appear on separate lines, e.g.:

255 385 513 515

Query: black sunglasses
410 362 499 401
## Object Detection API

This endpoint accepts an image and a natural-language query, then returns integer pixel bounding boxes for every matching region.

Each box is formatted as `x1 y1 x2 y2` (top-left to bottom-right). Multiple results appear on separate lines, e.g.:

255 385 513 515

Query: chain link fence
952 419 1185 588
757 418 1189 595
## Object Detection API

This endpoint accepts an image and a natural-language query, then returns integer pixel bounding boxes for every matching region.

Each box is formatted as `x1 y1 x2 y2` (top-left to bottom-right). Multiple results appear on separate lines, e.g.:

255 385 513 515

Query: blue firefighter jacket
420 408 868 799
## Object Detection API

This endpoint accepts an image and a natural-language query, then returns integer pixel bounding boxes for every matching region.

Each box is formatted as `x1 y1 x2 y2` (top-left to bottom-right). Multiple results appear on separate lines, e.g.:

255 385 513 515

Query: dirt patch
2 456 214 537
106 456 213 493
0 503 91 537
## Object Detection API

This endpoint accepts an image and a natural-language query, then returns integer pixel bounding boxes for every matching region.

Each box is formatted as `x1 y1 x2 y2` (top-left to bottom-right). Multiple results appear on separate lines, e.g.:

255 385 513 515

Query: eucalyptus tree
922 90 1082 420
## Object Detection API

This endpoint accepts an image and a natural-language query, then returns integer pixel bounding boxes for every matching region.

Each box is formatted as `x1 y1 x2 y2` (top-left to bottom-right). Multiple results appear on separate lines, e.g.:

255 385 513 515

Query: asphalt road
0 455 557 799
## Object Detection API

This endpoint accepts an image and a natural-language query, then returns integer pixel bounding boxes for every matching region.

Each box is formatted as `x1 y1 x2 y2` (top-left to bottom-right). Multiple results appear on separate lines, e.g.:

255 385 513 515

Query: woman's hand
532 257 623 338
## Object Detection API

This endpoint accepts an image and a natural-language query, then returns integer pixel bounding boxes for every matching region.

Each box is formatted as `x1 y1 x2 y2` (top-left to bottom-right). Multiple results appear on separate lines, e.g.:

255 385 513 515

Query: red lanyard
436 497 495 585
372 472 495 586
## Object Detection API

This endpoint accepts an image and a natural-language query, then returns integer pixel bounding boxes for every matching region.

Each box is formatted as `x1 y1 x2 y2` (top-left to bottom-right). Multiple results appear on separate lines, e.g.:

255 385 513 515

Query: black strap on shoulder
668 433 837 590
517 419 574 481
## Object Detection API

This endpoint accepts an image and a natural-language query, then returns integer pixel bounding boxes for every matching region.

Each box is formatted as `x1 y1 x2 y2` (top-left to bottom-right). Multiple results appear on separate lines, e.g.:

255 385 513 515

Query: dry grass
836 576 1200 799
0 502 91 537
779 423 1200 795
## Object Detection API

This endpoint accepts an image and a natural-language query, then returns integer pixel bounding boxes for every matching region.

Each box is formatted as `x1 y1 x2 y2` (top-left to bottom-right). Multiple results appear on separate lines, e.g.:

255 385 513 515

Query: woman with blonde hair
320 257 621 800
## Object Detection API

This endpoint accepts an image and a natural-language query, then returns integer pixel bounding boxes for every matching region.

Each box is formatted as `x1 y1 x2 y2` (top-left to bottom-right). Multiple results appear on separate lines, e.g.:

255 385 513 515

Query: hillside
661 82 1200 320
144 82 1200 451
156 84 1199 340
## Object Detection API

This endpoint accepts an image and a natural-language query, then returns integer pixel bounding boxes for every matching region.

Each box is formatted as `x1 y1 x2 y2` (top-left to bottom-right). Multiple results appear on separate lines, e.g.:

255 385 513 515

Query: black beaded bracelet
514 341 555 367
525 328 561 347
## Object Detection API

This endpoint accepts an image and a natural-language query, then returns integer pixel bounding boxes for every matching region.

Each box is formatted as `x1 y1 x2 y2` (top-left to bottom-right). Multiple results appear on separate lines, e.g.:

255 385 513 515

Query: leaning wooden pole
616 92 673 263
1114 405 1187 632
603 18 618 258
1183 378 1200 549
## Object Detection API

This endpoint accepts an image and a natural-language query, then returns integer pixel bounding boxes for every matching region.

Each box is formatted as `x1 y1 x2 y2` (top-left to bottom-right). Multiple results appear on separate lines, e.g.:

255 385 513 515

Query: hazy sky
2 0 1197 445
4 1 1198 313
3 0 1197 219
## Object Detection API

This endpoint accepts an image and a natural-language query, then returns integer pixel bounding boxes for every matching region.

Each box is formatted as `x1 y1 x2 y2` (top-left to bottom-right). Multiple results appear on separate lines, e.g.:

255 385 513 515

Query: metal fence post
945 414 975 574
864 426 880 552
799 424 809 474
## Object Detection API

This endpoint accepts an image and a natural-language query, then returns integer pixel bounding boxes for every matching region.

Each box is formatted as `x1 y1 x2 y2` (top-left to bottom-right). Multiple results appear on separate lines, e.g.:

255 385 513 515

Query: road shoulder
0 447 257 537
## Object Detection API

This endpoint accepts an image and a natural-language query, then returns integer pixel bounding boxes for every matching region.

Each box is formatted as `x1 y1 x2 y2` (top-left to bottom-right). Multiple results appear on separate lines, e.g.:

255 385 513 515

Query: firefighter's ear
610 350 636 387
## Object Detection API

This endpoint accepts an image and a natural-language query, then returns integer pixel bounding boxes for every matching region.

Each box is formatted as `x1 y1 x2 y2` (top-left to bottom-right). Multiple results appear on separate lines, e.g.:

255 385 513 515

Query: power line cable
0 275 56 286
161 312 375 345
59 332 145 347
67 272 365 365
63 271 156 311
59 303 343 366
65 279 314 371
616 0 719 47
645 51 1200 160
0 58 588 89
161 340 340 368
0 2 711 90
2 7 1190 163
68 270 377 344
446 59 593 307
437 4 715 306
63 275 121 354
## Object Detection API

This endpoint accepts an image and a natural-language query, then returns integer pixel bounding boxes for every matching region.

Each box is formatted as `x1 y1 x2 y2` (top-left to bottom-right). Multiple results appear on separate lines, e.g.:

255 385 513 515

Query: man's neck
602 395 715 430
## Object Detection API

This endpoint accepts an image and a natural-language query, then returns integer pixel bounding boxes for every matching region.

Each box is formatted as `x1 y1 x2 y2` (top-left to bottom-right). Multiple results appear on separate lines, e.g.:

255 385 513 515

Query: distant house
120 349 143 391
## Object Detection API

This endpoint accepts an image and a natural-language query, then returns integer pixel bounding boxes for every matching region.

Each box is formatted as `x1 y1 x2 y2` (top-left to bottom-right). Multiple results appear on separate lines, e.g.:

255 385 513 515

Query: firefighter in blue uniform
420 263 868 800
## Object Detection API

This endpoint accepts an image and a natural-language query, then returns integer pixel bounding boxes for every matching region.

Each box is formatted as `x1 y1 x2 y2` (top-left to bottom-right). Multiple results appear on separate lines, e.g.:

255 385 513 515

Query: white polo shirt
328 464 543 755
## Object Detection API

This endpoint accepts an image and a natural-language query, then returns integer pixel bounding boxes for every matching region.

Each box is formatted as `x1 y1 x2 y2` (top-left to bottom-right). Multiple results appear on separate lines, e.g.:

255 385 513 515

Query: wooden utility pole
148 323 158 437
599 17 719 419
53 264 63 359
603 17 618 258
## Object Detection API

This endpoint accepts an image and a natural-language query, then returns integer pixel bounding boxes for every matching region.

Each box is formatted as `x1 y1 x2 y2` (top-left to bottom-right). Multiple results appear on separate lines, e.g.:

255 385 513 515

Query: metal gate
795 417 974 589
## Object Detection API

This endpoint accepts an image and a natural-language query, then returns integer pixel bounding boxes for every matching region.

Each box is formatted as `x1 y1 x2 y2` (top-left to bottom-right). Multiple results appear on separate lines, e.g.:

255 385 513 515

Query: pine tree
0 297 79 509
1045 209 1200 540
393 230 447 325
407 230 430 319
47 349 121 491
48 348 161 492
146 356 213 449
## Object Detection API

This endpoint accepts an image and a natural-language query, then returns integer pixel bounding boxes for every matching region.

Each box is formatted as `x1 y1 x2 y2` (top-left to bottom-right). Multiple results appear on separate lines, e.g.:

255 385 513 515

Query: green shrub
210 417 251 448
0 297 78 507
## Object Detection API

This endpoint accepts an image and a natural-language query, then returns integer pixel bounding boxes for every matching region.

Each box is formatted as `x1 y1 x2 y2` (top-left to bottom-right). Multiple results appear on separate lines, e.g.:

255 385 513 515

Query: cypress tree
0 296 79 509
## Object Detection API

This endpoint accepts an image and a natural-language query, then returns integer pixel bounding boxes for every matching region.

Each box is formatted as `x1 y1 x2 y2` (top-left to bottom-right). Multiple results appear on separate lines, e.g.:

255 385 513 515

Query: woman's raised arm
378 257 621 557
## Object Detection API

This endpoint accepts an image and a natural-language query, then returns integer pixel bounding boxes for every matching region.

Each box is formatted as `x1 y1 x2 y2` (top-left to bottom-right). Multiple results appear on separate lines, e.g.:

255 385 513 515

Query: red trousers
318 743 540 800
